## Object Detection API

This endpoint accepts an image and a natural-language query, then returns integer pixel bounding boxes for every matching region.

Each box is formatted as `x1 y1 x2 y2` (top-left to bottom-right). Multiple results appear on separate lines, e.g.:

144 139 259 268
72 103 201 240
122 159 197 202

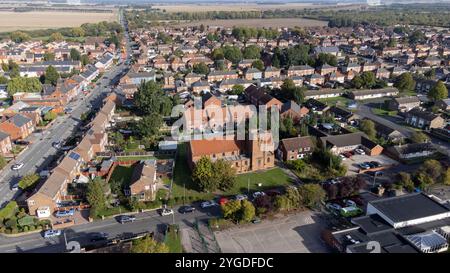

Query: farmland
151 3 363 13
0 11 118 32
174 18 327 28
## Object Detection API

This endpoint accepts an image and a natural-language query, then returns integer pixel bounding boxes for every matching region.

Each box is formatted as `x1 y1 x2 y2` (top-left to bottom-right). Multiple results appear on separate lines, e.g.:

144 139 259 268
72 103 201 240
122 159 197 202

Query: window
223 153 226 156
28 200 35 206
267 157 270 163
212 154 216 158
235 162 239 167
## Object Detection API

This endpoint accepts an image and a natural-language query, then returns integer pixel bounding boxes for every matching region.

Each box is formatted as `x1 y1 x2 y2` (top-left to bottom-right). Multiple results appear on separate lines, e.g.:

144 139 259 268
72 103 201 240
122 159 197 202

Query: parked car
369 161 381 168
52 141 62 149
326 203 342 211
343 151 353 158
367 171 383 177
178 206 195 214
218 197 229 206
344 199 357 207
339 154 347 160
90 232 109 242
354 149 366 155
235 194 248 201
117 215 136 224
358 163 371 170
252 192 266 199
11 163 24 170
365 162 376 168
14 140 30 145
160 208 174 216
251 217 262 224
11 184 19 191
43 229 61 238
200 200 217 209
55 208 75 218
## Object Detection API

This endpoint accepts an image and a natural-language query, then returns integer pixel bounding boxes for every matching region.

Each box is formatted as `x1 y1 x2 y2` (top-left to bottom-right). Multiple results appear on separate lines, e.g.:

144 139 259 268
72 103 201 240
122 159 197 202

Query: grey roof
10 114 31 127
407 108 440 121
369 193 450 223
0 131 10 141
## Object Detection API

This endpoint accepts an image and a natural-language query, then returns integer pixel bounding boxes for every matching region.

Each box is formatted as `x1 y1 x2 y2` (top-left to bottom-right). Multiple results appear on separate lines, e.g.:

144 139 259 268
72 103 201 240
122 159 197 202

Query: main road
0 10 133 208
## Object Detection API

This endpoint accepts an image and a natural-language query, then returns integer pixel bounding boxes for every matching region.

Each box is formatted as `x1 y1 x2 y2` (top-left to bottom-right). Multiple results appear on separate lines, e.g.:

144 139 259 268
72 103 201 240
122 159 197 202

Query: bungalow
387 143 437 161
320 132 383 156
347 88 399 100
388 96 421 112
278 136 314 161
304 89 344 100
305 98 330 114
405 108 445 130
327 106 356 123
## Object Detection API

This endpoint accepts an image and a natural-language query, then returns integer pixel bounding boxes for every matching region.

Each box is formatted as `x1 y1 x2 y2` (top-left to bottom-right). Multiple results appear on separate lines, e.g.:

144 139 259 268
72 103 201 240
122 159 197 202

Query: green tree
131 235 169 253
410 131 430 143
44 66 60 86
387 38 397 47
135 114 163 137
240 200 256 223
192 62 209 75
6 60 20 78
298 184 326 208
43 52 55 61
71 27 85 37
242 45 261 59
70 48 81 61
351 75 364 89
442 168 450 185
43 111 57 122
18 174 40 191
418 159 443 182
428 80 448 102
192 157 216 192
252 59 264 71
281 78 305 104
49 32 64 42
394 73 415 93
396 172 414 192
10 31 31 43
315 53 337 67
0 76 8 84
134 81 173 116
80 54 90 66
223 46 242 64
230 84 244 95
212 159 236 191
211 48 224 60
7 77 42 95
87 178 108 216
221 200 242 222
360 71 376 89
359 119 376 139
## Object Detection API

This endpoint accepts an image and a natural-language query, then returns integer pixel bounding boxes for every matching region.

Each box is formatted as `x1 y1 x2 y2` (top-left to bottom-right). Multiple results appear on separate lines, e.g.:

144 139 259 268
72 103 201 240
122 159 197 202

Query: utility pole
183 182 186 205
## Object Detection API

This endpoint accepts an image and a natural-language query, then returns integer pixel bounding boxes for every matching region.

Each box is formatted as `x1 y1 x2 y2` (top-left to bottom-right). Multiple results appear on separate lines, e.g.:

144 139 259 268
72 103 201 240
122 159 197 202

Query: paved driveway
342 154 399 175
214 211 329 253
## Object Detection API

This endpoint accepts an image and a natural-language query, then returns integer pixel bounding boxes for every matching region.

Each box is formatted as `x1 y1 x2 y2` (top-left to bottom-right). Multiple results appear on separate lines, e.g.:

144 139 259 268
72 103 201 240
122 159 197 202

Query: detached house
320 132 383 156
128 159 158 201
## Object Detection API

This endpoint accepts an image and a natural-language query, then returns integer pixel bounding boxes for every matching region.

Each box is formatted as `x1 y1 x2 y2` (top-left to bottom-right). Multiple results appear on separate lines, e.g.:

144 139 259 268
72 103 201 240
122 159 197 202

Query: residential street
0 204 220 253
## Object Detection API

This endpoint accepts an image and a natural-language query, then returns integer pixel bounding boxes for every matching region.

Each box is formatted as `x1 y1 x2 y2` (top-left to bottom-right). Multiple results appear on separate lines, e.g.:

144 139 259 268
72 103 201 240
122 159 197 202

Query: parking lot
342 154 399 175
214 210 330 253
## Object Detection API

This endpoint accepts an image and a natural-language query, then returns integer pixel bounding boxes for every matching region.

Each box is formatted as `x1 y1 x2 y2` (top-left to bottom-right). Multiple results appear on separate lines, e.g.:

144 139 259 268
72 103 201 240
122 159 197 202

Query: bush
4 228 11 234
11 227 18 234
22 226 29 232
29 225 36 231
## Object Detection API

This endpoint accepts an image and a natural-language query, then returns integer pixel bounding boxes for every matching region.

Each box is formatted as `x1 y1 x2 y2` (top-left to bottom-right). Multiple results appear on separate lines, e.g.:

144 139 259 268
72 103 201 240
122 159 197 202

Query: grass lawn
109 165 134 194
318 96 351 107
164 225 183 253
171 143 294 199
229 168 294 195
371 107 398 117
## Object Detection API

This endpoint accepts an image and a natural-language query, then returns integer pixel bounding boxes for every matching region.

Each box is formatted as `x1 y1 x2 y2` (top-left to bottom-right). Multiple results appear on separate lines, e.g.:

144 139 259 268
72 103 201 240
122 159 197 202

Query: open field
0 11 118 32
174 18 327 28
151 3 364 13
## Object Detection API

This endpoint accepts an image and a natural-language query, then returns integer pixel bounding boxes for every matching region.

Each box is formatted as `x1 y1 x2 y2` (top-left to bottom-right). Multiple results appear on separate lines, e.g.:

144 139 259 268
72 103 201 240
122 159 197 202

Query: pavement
214 211 329 253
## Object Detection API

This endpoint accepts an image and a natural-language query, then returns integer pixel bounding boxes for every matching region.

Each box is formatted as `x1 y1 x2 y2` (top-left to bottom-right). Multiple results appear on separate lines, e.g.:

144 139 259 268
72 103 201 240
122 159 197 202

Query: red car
343 151 353 158
218 197 229 206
